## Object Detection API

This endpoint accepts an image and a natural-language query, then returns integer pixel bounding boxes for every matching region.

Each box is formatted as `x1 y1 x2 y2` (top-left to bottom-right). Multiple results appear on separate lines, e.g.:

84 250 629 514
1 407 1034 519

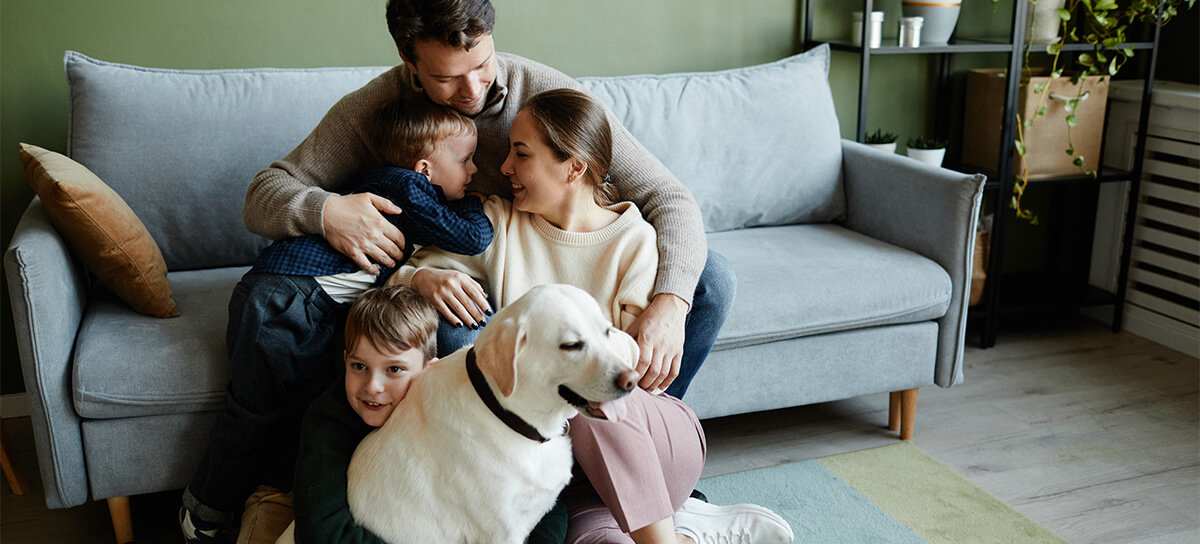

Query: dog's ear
477 315 527 397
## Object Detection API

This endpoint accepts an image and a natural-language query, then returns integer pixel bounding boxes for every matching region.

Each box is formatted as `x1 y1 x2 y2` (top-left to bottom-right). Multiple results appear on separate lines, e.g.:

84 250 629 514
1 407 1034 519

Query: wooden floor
2 318 1197 543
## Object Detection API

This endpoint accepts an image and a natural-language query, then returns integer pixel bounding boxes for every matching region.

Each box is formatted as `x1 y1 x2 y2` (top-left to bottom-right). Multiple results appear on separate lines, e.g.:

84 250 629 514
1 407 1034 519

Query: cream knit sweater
392 197 658 330
243 53 704 303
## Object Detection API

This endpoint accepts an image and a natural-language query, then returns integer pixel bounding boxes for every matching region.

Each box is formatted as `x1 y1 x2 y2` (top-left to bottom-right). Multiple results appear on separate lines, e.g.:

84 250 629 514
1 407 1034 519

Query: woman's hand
411 268 492 328
323 193 406 274
626 294 689 394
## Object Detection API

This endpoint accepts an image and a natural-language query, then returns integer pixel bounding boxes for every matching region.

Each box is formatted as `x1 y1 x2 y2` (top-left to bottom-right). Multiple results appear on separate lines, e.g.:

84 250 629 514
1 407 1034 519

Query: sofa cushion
708 224 952 351
73 267 243 419
579 44 843 233
19 143 179 318
64 51 390 271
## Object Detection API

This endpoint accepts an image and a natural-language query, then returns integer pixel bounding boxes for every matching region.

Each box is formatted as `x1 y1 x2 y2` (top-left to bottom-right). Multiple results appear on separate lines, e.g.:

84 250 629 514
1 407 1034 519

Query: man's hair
386 0 495 62
345 286 438 361
522 89 617 206
375 98 476 168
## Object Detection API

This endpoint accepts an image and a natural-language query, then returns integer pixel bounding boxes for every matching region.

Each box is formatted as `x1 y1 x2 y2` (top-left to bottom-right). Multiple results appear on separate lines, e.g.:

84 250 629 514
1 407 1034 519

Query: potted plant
906 135 947 166
1007 0 1195 223
864 128 899 153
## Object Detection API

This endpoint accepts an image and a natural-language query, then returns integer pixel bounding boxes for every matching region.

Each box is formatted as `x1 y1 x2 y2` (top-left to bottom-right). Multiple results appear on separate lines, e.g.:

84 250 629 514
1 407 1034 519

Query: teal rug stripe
698 460 925 544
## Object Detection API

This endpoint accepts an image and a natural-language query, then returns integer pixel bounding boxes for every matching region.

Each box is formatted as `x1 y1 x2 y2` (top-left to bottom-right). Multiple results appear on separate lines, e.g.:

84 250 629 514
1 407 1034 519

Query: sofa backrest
63 46 842 271
580 45 843 233
65 51 390 271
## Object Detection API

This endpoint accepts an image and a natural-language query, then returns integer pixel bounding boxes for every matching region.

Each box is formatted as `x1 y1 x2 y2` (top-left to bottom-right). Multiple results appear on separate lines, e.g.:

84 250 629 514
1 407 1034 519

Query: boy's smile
344 338 427 427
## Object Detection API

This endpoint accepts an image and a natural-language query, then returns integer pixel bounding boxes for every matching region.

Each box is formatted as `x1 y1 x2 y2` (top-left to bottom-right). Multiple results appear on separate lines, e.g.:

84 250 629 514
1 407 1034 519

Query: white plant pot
907 147 946 166
865 142 897 154
902 1 961 44
1028 0 1067 44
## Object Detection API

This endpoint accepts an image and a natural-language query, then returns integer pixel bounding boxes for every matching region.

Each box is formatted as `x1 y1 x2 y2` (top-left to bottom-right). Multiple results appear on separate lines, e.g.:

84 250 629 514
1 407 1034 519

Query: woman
391 89 792 544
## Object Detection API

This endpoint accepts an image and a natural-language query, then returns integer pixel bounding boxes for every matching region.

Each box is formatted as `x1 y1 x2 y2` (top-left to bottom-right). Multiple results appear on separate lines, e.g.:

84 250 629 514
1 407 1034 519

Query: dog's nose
615 369 639 392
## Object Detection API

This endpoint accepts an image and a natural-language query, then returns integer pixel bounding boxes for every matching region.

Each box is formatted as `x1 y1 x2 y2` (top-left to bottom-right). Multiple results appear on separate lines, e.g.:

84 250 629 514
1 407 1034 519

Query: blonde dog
337 284 639 543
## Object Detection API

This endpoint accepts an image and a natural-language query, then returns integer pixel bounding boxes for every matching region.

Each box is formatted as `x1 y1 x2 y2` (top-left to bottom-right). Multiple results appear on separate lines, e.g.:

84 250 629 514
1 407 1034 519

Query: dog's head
474 284 639 422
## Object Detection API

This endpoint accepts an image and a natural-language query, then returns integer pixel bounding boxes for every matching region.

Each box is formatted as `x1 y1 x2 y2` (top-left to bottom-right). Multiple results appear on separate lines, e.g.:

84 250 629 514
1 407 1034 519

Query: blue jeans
185 273 347 520
437 249 736 400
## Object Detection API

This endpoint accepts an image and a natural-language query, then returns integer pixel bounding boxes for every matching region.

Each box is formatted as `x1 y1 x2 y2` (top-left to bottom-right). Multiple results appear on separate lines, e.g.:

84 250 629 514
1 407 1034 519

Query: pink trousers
563 389 707 543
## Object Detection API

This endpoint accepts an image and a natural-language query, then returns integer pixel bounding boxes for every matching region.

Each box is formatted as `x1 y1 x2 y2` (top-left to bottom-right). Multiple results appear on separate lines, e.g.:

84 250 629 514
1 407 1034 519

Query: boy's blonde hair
375 98 477 169
345 286 438 361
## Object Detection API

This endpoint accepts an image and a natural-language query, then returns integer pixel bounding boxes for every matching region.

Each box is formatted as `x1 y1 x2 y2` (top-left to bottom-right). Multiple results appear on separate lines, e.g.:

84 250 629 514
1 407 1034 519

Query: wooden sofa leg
0 428 31 495
888 392 902 431
899 388 919 440
107 496 134 544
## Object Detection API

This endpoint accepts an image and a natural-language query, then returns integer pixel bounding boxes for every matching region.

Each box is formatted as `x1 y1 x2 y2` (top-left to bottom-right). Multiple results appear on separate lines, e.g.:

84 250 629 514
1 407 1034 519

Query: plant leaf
1056 8 1072 20
1066 114 1078 127
1015 140 1027 156
1073 156 1086 167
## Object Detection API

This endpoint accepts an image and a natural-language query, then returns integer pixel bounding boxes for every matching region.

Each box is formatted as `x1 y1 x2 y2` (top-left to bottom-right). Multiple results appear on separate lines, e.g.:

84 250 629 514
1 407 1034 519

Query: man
244 0 734 399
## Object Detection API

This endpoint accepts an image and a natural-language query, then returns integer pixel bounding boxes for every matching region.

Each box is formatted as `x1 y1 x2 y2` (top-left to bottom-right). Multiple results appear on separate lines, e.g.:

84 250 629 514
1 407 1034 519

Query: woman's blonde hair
376 98 476 169
522 89 617 206
345 286 438 361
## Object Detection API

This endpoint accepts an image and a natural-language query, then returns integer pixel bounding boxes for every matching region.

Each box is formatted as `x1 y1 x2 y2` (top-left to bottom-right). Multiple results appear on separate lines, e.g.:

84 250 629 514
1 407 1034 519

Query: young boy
181 99 494 543
287 285 438 544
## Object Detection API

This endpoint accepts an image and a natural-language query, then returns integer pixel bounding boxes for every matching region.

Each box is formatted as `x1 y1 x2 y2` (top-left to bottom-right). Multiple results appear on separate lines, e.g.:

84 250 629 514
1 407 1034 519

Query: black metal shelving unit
802 0 1164 348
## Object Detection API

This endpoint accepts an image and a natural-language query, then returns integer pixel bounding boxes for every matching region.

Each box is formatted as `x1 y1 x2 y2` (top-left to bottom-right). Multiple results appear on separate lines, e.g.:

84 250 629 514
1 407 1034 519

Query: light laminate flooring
2 318 1197 543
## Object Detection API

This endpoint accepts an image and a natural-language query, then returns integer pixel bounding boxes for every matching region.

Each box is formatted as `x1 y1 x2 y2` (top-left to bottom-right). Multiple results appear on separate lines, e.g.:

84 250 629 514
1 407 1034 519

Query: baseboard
1 393 30 419
1085 304 1200 359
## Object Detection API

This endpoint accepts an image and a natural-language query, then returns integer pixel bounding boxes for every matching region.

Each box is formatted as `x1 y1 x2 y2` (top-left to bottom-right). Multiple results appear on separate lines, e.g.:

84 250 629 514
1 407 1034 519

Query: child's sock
179 506 224 542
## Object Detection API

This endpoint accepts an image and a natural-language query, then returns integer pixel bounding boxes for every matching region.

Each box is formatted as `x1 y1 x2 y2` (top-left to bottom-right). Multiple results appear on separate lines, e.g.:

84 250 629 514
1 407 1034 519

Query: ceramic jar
901 1 961 44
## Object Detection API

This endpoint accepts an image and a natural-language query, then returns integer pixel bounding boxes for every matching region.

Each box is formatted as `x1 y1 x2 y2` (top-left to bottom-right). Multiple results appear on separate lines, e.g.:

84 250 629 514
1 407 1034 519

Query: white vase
865 142 897 154
907 147 946 166
902 1 961 44
1028 0 1067 44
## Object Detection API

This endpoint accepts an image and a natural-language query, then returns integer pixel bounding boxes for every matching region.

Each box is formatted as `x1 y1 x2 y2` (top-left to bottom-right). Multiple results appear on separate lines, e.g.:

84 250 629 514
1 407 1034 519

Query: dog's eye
559 341 585 351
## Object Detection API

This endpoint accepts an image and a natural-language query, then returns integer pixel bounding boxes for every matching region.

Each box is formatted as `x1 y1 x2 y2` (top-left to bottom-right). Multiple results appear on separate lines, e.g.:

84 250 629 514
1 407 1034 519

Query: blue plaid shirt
250 167 493 284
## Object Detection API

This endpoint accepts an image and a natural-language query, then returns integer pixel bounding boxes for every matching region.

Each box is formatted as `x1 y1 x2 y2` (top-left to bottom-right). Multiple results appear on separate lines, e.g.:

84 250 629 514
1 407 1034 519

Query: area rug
697 442 1066 543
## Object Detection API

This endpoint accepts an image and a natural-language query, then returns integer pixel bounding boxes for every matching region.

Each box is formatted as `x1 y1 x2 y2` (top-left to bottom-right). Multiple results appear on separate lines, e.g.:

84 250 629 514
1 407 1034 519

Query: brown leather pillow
19 143 179 318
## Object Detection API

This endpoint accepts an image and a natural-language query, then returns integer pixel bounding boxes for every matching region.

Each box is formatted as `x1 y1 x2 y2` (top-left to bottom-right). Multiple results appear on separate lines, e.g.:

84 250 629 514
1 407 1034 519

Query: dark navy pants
185 273 347 520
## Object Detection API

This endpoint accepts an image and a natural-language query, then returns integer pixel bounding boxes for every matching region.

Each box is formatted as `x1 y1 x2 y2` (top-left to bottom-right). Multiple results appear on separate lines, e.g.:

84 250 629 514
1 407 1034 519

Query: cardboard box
962 69 1110 179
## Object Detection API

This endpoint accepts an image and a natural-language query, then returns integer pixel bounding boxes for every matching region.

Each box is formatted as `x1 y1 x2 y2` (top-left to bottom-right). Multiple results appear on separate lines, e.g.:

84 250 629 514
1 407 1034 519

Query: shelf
807 0 1161 348
817 37 1014 55
971 166 1136 190
968 277 1118 320
814 39 1156 57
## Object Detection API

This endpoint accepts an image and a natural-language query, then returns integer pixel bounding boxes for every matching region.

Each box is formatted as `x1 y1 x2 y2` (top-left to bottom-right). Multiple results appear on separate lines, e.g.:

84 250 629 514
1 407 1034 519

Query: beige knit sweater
243 53 705 303
392 197 658 330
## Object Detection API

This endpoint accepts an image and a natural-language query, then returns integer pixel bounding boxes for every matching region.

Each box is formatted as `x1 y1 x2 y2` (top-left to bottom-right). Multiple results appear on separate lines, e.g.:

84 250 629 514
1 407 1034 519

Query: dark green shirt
292 384 386 544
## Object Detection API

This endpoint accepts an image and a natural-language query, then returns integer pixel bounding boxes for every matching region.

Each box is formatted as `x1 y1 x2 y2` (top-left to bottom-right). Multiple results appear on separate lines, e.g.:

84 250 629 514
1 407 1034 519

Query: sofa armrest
4 199 91 508
839 140 985 388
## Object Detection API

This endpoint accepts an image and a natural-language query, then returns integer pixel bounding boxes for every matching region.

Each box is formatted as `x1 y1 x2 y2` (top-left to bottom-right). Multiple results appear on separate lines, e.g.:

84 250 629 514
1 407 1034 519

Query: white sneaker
674 497 795 544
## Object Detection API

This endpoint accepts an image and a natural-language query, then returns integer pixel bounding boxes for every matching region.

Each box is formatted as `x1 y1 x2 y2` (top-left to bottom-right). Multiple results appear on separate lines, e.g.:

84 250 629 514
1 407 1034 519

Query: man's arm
243 67 410 273
601 106 706 390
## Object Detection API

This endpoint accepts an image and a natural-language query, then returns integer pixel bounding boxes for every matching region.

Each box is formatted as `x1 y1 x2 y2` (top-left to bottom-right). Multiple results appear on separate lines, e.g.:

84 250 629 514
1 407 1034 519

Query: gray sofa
5 44 984 539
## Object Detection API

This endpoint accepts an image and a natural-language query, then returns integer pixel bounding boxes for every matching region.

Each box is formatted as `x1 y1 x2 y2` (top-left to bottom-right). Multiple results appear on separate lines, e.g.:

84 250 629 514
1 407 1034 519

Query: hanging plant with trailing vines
1005 0 1194 225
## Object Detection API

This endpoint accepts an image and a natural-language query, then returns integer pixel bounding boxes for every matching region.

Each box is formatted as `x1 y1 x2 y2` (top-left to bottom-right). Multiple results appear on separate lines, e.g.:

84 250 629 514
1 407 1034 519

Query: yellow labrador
344 284 638 543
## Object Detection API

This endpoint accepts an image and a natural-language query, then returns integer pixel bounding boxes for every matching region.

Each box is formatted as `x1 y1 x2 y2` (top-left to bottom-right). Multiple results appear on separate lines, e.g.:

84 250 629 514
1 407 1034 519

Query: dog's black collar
466 348 553 444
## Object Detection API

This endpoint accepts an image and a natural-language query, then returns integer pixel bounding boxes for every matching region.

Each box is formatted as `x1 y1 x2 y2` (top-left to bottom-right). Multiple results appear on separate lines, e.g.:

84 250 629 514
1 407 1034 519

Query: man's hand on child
323 193 407 274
